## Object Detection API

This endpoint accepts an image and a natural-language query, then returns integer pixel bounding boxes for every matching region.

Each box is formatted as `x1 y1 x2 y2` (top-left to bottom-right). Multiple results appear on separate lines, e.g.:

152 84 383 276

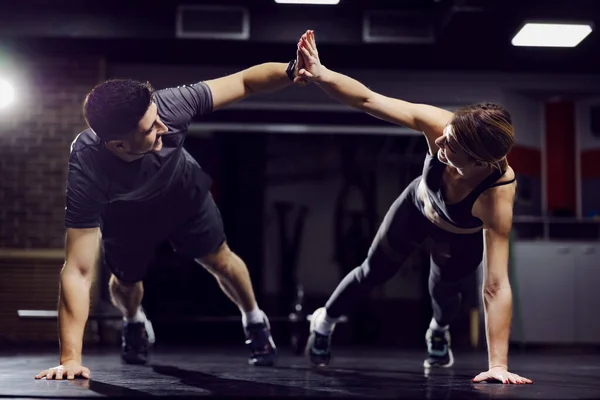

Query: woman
297 30 532 385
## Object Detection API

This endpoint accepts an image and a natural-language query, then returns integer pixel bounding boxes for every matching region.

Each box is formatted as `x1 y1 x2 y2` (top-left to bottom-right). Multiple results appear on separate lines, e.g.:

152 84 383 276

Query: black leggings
325 177 484 327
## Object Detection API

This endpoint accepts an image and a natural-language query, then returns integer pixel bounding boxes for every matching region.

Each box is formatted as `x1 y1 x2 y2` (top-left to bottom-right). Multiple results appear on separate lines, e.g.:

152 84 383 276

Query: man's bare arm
205 62 294 111
59 227 101 364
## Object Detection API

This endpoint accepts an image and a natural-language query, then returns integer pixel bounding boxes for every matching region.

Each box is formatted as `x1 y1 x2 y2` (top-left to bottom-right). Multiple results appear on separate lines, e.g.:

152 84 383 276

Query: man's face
106 102 169 158
126 102 168 155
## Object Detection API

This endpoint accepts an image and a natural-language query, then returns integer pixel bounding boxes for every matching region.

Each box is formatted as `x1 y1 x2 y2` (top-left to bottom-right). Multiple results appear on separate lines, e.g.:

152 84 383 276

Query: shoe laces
312 332 330 352
429 330 447 352
124 322 148 347
245 323 272 353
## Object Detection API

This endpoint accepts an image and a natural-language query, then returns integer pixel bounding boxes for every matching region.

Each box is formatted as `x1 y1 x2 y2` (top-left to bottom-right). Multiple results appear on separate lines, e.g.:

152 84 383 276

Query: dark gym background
0 0 599 357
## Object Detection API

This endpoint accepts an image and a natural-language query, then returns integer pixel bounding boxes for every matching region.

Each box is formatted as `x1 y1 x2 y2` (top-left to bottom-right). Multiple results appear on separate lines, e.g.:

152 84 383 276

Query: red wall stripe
508 146 542 177
545 101 576 214
581 149 600 179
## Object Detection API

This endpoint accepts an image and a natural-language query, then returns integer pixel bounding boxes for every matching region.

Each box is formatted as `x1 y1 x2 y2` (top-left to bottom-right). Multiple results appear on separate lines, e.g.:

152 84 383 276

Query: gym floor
2 346 599 399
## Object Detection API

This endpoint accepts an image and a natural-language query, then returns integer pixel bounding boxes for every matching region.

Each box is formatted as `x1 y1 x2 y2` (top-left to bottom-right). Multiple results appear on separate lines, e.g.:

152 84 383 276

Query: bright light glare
0 79 15 108
512 23 593 47
274 0 340 4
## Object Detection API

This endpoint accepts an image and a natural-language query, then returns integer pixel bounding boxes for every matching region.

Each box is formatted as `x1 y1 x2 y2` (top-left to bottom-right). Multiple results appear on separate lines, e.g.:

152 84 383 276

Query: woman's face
435 124 477 169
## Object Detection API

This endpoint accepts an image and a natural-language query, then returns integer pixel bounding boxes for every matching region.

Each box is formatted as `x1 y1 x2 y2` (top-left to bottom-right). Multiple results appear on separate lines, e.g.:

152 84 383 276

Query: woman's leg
424 229 484 368
307 178 430 365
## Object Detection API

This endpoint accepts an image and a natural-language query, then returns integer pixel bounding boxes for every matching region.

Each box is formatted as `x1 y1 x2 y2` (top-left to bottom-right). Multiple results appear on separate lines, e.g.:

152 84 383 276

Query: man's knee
109 274 140 292
195 241 238 276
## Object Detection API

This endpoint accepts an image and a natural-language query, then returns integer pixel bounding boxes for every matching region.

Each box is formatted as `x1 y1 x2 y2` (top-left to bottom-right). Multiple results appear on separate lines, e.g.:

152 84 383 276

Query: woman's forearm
483 285 513 369
316 66 373 110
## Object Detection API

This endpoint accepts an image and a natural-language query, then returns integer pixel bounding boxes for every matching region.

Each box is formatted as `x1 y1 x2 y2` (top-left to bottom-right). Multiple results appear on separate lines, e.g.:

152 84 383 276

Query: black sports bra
421 152 515 229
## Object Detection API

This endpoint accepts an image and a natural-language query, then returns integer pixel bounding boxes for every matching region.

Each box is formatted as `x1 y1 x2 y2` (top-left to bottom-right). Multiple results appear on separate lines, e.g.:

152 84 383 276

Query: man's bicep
65 183 102 226
204 73 249 111
154 82 214 128
65 227 101 275
65 158 105 229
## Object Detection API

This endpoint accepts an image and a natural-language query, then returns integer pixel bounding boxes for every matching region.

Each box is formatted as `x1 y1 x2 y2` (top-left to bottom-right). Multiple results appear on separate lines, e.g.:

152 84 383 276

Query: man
35 52 307 380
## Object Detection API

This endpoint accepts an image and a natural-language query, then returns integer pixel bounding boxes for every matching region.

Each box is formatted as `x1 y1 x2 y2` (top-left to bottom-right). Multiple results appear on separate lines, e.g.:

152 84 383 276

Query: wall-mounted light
512 22 593 47
0 79 15 109
274 0 340 4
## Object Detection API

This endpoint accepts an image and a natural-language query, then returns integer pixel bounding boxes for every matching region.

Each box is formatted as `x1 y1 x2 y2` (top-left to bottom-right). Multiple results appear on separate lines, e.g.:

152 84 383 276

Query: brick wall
0 55 103 343
0 55 103 249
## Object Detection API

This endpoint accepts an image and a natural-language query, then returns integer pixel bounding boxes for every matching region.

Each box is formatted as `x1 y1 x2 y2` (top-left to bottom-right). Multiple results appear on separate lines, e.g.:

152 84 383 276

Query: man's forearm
58 267 92 364
483 285 513 369
241 62 293 94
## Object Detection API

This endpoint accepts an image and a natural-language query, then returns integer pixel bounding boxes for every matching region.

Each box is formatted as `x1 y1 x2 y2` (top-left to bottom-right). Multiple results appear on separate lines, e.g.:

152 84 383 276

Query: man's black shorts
100 192 226 284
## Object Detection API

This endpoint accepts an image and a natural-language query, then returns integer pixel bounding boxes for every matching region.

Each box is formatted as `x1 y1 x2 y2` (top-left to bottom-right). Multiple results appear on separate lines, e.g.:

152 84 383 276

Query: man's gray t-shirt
65 82 214 230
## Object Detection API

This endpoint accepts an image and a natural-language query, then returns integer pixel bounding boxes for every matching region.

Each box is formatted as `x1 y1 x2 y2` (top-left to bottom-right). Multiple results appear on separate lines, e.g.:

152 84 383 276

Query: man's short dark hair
83 79 154 140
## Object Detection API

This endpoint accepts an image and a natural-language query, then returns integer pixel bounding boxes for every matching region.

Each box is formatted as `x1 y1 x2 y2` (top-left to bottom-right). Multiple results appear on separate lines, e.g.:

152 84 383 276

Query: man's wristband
286 59 297 81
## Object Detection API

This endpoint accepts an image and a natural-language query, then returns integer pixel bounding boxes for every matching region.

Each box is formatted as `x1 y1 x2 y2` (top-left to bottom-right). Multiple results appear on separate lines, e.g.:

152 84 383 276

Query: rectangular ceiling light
512 22 593 47
274 0 340 4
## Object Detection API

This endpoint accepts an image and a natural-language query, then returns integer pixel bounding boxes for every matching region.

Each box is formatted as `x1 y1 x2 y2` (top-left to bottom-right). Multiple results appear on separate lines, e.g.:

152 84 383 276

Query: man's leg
101 244 156 365
169 193 276 366
424 229 484 368
195 243 262 327
108 274 144 319
306 178 431 366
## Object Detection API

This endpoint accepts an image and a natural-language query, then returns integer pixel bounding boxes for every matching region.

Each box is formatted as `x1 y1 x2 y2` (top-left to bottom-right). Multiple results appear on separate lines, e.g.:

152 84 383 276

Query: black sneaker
244 314 277 367
305 307 334 367
423 328 454 368
121 321 150 365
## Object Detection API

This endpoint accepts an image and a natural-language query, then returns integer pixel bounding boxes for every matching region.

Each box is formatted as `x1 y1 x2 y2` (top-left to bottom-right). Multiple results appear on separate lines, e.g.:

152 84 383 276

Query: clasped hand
292 29 322 86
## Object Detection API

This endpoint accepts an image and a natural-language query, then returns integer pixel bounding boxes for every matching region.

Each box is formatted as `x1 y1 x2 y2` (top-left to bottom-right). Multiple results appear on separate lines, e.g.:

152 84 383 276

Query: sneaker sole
122 355 148 365
305 307 332 367
423 348 454 368
248 314 277 367
248 356 276 367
